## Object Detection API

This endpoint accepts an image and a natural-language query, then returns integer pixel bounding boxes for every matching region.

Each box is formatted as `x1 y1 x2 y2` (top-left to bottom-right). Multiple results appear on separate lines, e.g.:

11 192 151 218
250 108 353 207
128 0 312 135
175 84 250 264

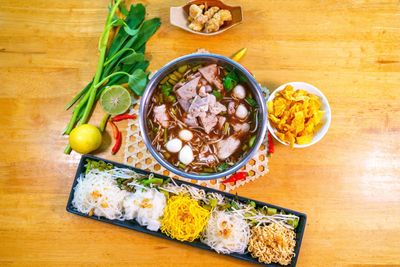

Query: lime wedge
100 85 131 115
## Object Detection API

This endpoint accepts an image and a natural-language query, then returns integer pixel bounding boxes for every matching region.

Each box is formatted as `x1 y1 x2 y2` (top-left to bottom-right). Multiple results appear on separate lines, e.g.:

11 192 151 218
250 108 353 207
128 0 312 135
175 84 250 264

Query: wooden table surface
1 0 399 266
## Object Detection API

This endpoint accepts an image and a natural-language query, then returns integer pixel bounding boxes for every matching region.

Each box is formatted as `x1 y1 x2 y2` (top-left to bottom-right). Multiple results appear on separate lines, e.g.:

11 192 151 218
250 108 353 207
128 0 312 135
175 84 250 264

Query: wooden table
1 0 399 266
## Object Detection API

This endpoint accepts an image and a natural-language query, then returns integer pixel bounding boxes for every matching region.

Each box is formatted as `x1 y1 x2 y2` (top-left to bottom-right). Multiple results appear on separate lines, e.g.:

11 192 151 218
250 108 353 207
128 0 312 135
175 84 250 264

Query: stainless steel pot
139 53 267 180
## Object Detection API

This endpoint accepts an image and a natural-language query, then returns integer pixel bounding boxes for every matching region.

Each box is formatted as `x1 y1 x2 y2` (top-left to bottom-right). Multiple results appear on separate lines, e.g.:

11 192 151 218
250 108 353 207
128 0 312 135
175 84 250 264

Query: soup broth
147 63 259 174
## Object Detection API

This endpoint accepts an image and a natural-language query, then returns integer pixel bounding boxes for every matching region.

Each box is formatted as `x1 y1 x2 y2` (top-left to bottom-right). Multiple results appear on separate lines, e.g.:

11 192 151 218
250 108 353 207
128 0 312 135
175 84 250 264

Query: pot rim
139 53 268 180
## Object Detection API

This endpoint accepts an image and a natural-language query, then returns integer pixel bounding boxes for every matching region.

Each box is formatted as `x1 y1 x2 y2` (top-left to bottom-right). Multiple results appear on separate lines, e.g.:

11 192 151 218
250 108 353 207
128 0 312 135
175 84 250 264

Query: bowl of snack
267 82 331 148
170 0 243 35
139 53 267 180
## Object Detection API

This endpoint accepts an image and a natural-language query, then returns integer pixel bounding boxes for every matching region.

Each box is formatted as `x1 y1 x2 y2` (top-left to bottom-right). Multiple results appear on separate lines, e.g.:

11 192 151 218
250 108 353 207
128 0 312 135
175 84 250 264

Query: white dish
267 82 331 148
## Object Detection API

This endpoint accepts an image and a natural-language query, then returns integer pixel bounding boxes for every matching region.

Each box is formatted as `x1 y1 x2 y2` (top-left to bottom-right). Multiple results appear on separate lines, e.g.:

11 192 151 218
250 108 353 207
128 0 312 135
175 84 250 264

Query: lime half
100 85 131 115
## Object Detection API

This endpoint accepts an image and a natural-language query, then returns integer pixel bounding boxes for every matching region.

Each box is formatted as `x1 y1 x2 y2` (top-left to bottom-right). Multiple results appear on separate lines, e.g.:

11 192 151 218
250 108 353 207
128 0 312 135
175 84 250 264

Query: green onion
217 162 229 172
249 135 256 147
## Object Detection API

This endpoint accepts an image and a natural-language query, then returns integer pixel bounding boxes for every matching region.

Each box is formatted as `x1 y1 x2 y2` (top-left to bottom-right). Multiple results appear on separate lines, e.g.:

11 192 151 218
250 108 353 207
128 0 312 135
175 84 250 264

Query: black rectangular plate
66 154 307 266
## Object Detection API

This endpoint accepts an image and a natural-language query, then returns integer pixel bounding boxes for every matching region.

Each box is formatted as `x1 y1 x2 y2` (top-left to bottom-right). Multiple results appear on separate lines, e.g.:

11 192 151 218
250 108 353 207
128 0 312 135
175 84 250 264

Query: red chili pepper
268 131 274 155
222 172 247 184
112 130 122 155
111 114 136 122
109 121 119 139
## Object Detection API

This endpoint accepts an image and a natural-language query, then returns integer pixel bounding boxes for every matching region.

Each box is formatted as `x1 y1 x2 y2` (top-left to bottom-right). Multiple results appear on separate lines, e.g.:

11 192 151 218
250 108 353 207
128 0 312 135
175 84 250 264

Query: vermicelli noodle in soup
147 63 259 173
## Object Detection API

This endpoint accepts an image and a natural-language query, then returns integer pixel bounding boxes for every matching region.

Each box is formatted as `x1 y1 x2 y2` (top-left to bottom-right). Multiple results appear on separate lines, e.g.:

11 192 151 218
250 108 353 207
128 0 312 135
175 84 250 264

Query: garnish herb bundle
63 1 161 154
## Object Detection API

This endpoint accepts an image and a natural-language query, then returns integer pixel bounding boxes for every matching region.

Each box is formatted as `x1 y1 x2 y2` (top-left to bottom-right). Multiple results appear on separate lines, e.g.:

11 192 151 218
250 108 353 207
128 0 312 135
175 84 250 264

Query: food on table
63 2 160 154
248 223 296 265
123 187 166 231
201 210 250 254
147 63 259 173
187 4 232 33
268 85 324 147
72 166 128 220
69 124 102 154
72 159 299 264
100 86 132 115
161 195 210 242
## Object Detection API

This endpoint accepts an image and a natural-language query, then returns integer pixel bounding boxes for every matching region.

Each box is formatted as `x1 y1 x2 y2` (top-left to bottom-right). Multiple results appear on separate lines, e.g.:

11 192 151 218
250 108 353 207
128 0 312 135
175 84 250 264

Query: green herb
223 69 239 91
85 159 113 174
245 97 258 108
217 162 229 172
63 3 161 154
212 90 223 101
161 83 173 97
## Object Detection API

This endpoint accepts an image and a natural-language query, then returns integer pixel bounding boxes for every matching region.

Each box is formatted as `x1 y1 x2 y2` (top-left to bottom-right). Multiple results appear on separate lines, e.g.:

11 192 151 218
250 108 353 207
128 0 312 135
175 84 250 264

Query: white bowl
267 82 331 148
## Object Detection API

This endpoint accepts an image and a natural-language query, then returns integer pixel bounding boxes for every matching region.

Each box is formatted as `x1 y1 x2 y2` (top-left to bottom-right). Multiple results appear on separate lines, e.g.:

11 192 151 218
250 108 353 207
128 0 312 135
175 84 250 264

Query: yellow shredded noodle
161 195 210 242
248 223 296 266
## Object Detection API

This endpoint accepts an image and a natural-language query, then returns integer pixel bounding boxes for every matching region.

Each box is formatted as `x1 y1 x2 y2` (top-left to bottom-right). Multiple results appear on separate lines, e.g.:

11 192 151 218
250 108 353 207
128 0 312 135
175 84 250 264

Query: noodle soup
146 63 259 174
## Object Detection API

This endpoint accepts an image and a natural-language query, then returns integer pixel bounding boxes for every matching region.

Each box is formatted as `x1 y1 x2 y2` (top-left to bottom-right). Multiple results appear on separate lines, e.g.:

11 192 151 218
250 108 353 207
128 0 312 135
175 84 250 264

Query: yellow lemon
69 124 102 154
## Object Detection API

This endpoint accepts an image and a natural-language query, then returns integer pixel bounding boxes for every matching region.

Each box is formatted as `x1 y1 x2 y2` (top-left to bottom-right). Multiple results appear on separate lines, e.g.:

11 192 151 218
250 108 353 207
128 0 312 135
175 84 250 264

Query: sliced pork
216 136 240 160
153 104 169 128
199 113 218 134
176 77 200 100
189 95 209 117
199 64 223 91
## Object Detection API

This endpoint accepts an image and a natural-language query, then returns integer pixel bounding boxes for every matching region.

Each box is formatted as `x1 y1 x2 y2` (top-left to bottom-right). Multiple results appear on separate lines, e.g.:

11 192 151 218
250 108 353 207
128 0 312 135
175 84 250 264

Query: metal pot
139 53 267 180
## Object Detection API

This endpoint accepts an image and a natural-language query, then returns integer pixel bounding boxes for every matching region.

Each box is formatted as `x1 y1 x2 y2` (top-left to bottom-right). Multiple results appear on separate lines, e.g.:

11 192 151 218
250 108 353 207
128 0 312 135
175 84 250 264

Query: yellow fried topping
268 85 324 147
